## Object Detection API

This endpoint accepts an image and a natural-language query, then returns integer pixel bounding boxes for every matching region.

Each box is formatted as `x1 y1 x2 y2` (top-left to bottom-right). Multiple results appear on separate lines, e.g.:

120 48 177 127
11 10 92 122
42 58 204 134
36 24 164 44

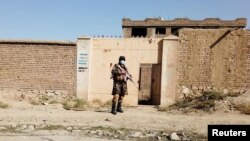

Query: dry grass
235 103 250 115
91 99 112 107
29 100 41 105
48 100 60 104
159 91 224 112
0 101 9 108
63 99 87 111
227 92 241 97
38 125 63 130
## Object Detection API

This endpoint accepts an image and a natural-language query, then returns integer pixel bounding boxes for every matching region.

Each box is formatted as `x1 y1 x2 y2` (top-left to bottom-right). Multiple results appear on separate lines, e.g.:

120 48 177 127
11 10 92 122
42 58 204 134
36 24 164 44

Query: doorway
138 64 161 105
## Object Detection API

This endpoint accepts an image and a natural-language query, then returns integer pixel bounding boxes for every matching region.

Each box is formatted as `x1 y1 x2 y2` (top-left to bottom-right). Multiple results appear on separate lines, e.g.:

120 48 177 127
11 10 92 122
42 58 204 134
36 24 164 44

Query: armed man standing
111 56 132 115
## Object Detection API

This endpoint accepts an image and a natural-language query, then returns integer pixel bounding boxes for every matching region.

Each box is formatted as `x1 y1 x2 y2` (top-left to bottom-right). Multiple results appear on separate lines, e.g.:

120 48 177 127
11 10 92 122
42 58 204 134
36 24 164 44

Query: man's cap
119 56 126 61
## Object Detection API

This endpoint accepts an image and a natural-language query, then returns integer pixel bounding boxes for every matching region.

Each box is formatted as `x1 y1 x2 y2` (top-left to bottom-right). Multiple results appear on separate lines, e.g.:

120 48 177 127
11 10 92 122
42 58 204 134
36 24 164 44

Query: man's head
119 56 125 65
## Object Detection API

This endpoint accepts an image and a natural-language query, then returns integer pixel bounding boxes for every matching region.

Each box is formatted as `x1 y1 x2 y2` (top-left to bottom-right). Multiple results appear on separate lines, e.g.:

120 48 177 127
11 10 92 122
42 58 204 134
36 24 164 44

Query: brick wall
177 29 249 93
246 30 250 88
0 40 76 95
123 28 132 38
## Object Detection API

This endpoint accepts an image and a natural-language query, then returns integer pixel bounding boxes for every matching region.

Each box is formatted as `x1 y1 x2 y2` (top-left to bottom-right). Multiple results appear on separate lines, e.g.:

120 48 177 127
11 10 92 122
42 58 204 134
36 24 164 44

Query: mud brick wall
177 29 249 93
246 30 250 88
0 41 76 95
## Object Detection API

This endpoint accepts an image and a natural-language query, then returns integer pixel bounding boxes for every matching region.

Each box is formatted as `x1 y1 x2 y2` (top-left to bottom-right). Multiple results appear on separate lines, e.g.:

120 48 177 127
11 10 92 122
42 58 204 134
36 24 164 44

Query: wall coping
0 39 76 46
164 35 179 40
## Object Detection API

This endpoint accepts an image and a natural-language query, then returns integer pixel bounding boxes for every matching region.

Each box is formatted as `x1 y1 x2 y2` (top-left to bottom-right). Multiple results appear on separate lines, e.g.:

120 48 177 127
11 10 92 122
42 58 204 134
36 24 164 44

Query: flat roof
122 18 247 28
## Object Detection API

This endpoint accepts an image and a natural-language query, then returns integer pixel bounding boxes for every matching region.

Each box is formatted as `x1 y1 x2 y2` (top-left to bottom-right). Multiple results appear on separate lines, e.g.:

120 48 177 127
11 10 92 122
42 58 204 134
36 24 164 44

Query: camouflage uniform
111 64 128 96
111 57 129 115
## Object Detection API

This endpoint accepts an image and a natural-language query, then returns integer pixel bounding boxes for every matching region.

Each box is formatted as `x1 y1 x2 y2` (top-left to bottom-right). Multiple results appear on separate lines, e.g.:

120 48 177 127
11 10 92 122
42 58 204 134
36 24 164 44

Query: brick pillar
123 28 132 38
160 35 179 106
76 36 91 100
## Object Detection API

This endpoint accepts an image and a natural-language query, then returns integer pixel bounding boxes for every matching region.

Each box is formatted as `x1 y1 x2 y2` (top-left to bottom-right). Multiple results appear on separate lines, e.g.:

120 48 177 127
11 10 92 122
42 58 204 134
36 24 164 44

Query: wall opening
138 64 161 105
155 28 166 35
171 28 180 36
131 28 147 37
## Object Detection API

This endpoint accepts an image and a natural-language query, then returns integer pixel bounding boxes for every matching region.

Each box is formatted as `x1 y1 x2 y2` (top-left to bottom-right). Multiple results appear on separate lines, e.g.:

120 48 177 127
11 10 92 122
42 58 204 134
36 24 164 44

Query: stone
104 118 111 122
198 86 203 90
183 87 190 95
39 90 46 95
40 124 46 128
191 86 198 91
240 89 247 94
0 126 7 130
96 130 103 136
183 137 191 141
89 130 97 134
181 86 187 89
145 133 155 137
232 89 240 94
223 89 229 95
72 130 81 134
46 90 55 93
73 126 79 130
28 125 35 130
117 130 124 134
157 136 161 140
47 92 55 97
32 90 39 94
130 131 142 138
67 127 73 131
170 132 180 140
104 131 112 137
162 132 169 137
230 89 250 106
42 102 48 105
22 125 27 129
11 124 17 128
55 90 62 95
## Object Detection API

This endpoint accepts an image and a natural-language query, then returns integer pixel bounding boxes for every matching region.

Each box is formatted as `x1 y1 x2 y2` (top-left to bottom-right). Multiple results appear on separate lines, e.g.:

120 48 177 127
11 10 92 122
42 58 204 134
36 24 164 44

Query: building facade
0 18 249 106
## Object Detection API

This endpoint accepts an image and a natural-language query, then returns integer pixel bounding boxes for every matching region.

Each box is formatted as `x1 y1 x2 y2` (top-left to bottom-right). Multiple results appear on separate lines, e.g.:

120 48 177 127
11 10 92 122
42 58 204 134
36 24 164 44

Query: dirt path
0 135 123 141
0 102 249 135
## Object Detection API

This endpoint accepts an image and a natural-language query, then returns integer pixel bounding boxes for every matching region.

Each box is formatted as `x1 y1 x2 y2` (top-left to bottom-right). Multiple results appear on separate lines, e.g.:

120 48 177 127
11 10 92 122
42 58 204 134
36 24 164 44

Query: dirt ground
0 99 249 141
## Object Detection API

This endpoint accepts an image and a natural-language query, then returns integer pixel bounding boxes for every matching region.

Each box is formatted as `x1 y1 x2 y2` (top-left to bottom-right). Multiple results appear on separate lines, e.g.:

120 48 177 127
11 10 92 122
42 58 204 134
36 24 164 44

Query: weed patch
0 101 9 108
159 91 224 112
63 99 87 111
235 103 250 115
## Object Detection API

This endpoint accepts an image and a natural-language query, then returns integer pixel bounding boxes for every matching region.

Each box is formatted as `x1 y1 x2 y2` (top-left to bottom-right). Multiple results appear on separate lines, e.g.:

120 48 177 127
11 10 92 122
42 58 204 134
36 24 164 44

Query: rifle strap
117 64 127 73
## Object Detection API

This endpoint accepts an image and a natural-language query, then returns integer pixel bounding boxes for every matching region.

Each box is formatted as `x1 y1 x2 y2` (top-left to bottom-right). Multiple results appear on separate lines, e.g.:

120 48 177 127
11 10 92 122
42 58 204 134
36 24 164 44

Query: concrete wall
161 36 179 105
0 40 77 95
177 29 249 97
88 38 162 105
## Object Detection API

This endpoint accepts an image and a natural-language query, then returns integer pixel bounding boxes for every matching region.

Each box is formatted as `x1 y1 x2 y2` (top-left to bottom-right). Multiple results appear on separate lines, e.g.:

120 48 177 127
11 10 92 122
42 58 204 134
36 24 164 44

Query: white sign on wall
78 52 88 72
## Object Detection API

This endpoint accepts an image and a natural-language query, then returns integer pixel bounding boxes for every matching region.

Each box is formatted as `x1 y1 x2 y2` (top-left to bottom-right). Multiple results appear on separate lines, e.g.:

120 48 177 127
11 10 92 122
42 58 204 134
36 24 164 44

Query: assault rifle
116 64 139 90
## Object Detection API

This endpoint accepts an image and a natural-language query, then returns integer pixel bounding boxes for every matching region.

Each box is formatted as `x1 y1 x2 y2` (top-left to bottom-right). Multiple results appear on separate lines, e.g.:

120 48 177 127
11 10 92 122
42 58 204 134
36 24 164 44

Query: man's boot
117 102 124 113
111 101 117 115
